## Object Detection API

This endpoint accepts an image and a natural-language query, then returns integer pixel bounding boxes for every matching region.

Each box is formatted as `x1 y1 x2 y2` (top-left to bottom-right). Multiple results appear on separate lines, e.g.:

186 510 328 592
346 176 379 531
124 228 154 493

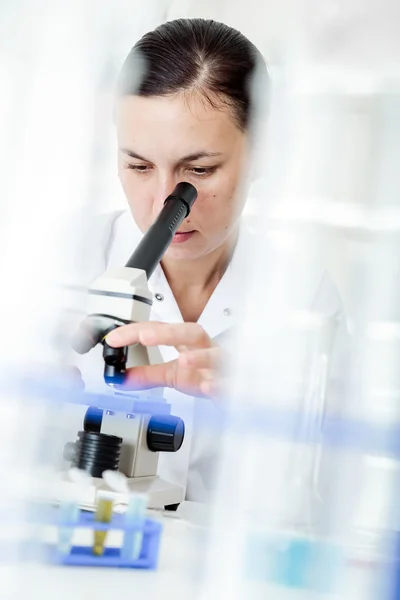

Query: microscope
62 182 198 510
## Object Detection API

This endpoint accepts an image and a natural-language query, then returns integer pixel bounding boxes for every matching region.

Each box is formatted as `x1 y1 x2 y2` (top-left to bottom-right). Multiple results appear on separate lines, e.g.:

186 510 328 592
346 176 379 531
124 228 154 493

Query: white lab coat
71 208 349 503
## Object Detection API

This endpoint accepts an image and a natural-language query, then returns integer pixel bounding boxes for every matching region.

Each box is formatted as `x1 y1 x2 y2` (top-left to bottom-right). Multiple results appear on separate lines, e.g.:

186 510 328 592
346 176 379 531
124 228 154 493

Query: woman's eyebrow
119 148 149 161
119 148 223 163
179 151 223 162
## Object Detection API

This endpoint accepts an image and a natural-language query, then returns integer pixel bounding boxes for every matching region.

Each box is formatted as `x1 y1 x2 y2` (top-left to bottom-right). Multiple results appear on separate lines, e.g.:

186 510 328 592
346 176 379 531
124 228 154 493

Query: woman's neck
162 229 238 290
161 229 238 321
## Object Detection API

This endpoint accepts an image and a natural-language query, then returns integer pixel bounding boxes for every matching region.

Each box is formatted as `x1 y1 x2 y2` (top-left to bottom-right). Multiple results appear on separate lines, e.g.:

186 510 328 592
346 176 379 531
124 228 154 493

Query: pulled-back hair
116 18 268 131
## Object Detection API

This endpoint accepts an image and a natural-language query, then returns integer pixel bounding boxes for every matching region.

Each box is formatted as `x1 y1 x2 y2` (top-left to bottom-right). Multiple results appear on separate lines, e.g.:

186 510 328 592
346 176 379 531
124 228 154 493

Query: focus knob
83 406 103 433
146 415 185 452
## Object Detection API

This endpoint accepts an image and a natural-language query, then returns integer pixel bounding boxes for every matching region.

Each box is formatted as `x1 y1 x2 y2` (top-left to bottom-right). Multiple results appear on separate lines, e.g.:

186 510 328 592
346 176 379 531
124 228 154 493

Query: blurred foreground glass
0 0 168 597
195 9 400 600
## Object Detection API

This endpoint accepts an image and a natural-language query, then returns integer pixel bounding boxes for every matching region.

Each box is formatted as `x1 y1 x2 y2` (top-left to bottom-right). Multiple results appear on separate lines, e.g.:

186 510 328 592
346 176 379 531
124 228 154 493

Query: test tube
102 470 148 561
58 467 92 555
93 490 114 556
120 493 148 562
58 489 80 556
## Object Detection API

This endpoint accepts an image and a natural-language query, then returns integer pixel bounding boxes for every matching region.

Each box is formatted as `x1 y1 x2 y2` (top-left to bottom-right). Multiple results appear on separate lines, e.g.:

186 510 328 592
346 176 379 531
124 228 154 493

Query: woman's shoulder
81 208 142 273
60 209 136 285
88 208 134 245
105 209 142 267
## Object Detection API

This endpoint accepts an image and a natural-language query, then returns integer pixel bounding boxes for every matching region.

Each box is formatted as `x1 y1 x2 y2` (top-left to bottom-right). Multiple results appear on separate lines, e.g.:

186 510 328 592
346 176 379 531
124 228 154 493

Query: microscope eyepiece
125 182 198 278
167 181 197 212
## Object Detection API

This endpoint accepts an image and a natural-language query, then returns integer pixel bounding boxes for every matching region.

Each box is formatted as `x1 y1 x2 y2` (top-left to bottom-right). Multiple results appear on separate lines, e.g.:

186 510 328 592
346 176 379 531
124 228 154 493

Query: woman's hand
105 322 221 398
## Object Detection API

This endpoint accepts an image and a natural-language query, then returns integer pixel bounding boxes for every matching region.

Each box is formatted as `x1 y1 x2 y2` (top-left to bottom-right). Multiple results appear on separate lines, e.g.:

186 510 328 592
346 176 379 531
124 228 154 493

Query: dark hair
116 19 268 131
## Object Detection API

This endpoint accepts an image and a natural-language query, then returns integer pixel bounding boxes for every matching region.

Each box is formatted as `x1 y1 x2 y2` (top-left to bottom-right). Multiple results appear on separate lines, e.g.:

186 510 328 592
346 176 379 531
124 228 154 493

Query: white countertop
0 502 210 600
0 502 383 600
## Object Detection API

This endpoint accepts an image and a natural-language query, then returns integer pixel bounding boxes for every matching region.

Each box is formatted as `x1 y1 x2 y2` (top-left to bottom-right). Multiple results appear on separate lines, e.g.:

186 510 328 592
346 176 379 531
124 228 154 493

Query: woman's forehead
115 93 243 155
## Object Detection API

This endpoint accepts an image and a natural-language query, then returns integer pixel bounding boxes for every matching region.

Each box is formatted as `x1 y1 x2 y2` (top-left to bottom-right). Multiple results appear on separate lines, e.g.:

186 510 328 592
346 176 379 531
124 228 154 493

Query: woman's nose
153 174 179 210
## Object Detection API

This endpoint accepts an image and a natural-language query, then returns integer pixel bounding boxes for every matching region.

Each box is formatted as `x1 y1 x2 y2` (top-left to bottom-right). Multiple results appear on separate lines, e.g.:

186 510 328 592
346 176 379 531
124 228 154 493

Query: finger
105 321 163 347
178 347 221 369
106 321 211 350
123 322 210 349
123 361 176 390
123 360 211 397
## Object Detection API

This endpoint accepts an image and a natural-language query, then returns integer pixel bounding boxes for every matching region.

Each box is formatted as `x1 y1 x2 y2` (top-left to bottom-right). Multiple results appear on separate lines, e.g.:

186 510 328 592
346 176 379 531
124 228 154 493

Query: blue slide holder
44 510 162 570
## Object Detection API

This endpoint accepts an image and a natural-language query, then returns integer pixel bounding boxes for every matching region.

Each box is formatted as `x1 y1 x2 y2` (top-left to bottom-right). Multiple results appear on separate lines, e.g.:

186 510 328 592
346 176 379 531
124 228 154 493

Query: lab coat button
223 308 232 316
155 293 164 301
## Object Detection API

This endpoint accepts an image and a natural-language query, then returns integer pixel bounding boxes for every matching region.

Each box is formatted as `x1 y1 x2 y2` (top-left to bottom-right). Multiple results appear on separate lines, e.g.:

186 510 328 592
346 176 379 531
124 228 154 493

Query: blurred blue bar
0 374 171 415
1 374 400 455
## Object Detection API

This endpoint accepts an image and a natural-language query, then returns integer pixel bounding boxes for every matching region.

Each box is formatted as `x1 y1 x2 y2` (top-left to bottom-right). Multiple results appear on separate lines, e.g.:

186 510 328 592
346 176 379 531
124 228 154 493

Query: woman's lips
171 230 196 244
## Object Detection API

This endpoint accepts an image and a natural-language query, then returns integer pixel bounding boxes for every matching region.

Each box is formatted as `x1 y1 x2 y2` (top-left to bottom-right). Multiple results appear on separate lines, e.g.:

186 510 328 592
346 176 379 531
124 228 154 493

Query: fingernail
105 330 121 346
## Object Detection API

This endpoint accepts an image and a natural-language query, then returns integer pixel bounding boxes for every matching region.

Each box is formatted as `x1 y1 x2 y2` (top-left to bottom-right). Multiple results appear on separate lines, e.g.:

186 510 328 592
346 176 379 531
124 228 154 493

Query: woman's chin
165 238 205 261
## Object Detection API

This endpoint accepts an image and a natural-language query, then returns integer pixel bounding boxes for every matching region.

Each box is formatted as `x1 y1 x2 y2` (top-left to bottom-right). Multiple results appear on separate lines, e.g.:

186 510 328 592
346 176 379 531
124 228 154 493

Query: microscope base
95 474 185 510
57 472 184 512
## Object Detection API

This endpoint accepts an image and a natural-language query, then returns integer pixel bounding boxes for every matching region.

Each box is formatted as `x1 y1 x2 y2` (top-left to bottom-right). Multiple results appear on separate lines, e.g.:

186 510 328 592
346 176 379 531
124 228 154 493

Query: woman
76 18 345 501
103 18 268 399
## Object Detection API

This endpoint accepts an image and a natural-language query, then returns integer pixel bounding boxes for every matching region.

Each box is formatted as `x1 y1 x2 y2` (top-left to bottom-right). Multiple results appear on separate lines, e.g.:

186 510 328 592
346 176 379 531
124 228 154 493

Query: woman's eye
188 167 215 177
126 164 151 173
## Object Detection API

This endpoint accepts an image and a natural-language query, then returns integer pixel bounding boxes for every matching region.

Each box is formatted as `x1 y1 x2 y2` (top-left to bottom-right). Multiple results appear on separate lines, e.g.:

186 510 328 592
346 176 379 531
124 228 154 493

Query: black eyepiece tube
125 182 198 278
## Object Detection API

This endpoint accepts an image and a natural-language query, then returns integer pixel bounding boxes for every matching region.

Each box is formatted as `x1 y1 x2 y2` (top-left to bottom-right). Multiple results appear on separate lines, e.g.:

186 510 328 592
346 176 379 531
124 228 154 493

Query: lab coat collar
147 223 252 340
